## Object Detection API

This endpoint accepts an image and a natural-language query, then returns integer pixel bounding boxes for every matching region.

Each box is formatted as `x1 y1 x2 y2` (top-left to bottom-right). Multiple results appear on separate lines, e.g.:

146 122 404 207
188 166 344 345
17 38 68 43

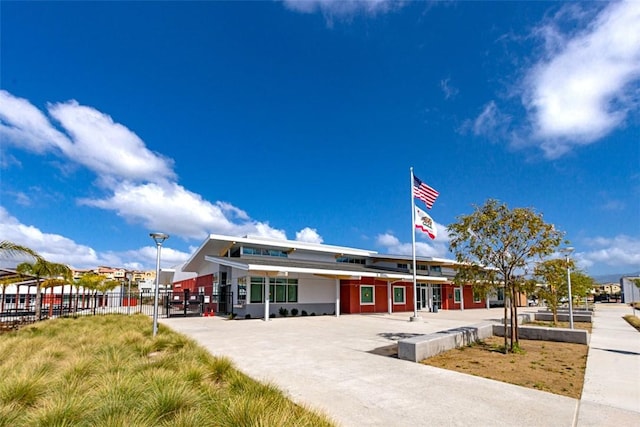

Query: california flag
415 205 437 240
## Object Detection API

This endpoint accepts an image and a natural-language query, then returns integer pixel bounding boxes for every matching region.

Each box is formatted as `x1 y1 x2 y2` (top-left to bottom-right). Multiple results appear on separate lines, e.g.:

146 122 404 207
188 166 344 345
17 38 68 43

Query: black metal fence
0 290 205 331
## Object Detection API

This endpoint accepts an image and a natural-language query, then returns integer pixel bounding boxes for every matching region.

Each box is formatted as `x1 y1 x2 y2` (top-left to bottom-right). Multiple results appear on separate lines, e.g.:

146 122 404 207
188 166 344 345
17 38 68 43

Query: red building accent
340 278 416 314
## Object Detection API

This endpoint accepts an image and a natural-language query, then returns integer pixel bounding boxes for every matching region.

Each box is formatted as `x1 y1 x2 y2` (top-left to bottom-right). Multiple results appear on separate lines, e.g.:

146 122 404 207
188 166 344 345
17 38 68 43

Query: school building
167 234 503 319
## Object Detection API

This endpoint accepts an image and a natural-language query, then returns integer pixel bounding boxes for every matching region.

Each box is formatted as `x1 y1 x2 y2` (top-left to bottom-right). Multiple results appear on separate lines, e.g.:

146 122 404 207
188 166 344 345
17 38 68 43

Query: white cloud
1 90 291 244
440 78 459 100
375 223 451 258
0 90 69 154
523 0 640 158
78 180 287 241
579 234 640 271
282 0 403 18
0 91 175 183
0 206 190 270
295 227 324 243
470 101 511 140
48 100 175 183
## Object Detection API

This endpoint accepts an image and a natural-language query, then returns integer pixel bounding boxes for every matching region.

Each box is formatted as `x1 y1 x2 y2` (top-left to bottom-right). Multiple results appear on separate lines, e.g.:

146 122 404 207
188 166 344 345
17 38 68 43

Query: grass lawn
0 314 334 427
421 325 591 399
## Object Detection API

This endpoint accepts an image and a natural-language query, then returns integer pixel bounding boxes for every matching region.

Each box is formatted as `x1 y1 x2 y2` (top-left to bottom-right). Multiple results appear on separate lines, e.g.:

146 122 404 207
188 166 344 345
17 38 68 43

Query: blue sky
1 0 638 276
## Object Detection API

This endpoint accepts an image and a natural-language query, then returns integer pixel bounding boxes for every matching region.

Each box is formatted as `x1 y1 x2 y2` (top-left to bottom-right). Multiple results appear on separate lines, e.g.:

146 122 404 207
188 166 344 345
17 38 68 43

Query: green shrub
301 310 308 316
278 307 288 317
290 308 299 317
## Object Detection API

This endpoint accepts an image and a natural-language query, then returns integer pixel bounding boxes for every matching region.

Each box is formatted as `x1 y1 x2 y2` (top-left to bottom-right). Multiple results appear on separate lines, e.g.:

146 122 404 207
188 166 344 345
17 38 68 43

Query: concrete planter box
398 322 494 362
534 312 593 323
492 324 589 345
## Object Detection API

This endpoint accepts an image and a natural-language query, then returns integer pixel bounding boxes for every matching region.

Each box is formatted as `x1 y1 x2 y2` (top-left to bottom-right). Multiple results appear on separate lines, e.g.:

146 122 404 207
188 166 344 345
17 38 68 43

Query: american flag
413 175 439 209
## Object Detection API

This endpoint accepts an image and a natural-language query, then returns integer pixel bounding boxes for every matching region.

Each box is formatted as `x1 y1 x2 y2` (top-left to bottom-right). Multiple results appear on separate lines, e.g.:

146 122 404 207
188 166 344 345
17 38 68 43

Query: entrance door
432 285 442 310
418 285 428 310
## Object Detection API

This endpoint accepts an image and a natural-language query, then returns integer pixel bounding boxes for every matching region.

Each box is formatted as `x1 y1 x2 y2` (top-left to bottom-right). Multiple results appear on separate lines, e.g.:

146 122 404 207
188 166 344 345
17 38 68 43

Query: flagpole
410 167 420 321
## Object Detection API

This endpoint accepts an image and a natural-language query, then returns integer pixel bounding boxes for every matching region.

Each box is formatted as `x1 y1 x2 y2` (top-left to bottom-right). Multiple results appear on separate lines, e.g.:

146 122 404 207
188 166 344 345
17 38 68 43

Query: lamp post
150 232 169 337
125 271 133 315
561 247 574 329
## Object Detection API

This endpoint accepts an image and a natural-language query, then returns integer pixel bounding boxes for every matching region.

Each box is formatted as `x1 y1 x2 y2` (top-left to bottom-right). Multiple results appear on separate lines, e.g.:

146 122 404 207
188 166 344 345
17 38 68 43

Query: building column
387 281 392 314
335 279 340 318
264 276 270 321
459 285 465 311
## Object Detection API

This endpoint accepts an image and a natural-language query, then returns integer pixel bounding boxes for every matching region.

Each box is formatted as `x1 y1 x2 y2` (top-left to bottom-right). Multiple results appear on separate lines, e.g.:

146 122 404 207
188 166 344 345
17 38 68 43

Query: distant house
167 234 505 319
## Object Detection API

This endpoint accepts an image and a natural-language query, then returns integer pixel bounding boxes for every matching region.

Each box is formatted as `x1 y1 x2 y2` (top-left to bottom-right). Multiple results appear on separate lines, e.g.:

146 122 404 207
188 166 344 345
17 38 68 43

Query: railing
0 291 167 329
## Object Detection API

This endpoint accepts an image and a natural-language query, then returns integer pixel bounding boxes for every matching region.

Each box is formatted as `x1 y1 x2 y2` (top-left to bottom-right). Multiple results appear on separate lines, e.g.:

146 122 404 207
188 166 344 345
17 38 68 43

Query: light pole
125 271 133 315
150 232 169 337
561 247 574 329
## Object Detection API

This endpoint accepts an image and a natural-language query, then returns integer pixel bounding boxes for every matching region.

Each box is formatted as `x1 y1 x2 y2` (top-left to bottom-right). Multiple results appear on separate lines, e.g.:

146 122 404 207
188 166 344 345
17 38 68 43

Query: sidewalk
577 303 640 426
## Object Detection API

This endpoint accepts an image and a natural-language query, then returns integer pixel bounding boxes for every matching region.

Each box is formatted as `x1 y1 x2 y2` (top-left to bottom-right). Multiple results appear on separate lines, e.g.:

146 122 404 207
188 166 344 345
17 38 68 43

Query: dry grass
422 335 588 399
0 314 334 427
623 314 640 332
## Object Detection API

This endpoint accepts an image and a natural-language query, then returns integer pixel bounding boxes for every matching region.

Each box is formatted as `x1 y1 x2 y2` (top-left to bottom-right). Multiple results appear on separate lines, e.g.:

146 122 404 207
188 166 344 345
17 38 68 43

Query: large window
473 289 482 303
250 277 264 303
212 273 219 302
360 285 374 304
249 277 298 303
454 288 462 303
336 257 366 265
393 287 405 304
242 246 288 258
269 278 299 303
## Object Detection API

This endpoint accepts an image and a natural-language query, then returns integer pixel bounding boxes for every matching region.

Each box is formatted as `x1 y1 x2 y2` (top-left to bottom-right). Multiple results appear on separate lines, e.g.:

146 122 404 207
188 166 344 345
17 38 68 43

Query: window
237 276 247 304
397 263 408 270
336 257 366 264
212 273 219 302
249 277 298 303
473 289 482 303
454 288 461 303
360 285 374 304
269 278 299 303
429 265 442 273
250 277 264 303
393 287 405 304
242 246 288 258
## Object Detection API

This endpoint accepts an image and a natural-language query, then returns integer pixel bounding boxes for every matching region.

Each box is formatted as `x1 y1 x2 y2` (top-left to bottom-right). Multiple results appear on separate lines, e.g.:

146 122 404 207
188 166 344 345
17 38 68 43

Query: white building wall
287 251 339 263
299 275 335 303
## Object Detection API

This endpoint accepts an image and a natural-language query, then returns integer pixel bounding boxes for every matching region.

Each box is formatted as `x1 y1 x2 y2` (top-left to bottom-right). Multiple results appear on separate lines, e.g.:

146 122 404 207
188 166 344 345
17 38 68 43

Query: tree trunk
48 287 54 318
503 286 508 354
513 284 519 346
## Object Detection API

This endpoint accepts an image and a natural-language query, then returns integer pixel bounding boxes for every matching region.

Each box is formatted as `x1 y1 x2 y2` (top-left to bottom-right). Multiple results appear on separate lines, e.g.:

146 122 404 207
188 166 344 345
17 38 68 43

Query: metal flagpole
410 167 420 321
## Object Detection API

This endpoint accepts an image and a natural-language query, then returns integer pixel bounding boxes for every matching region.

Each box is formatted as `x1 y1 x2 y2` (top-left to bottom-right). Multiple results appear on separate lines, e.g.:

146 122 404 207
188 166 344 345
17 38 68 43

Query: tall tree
533 259 573 325
448 199 564 353
534 259 595 324
16 259 71 320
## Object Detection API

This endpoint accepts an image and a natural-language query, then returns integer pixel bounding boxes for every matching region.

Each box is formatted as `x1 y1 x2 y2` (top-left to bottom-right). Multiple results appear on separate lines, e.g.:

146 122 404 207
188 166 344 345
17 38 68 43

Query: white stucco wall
299 275 335 303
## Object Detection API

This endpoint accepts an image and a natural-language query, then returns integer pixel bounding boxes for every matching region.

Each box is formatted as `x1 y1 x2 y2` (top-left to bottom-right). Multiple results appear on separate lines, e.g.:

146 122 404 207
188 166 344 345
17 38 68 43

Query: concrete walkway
576 304 639 426
161 305 639 426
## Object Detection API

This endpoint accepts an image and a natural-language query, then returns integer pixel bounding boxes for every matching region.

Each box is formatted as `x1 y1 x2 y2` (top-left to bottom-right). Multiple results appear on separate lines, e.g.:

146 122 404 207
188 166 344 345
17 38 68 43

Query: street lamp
150 232 169 337
561 247 574 329
125 271 133 315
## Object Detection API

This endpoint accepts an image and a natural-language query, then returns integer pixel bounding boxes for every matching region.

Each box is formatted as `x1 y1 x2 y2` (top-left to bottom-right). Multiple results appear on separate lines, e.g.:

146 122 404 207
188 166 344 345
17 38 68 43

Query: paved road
161 305 639 426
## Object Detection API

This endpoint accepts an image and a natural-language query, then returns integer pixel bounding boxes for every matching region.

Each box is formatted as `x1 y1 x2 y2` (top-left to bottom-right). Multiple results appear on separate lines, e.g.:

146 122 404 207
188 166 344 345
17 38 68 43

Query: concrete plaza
161 304 639 426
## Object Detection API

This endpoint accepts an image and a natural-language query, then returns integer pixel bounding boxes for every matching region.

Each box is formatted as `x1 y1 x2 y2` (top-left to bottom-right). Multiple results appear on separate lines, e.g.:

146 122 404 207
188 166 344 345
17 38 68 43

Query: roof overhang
204 256 447 283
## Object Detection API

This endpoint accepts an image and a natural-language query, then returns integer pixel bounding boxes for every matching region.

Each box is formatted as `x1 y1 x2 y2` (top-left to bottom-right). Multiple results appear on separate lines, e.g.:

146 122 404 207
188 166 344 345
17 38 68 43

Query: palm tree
0 241 42 260
16 259 71 320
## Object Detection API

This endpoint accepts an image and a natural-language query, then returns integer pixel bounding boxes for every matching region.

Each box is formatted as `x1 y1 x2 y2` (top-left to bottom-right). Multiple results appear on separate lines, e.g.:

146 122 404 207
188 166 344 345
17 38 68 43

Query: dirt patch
421 336 588 399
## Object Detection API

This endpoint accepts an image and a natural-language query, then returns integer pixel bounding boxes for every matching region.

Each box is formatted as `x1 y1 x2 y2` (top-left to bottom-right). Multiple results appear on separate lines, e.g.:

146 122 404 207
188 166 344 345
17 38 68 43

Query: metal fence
0 290 205 332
